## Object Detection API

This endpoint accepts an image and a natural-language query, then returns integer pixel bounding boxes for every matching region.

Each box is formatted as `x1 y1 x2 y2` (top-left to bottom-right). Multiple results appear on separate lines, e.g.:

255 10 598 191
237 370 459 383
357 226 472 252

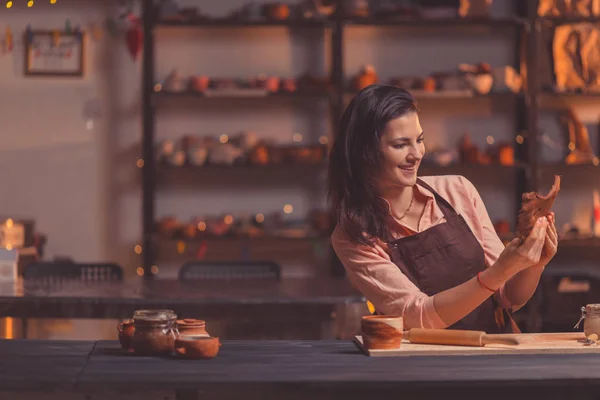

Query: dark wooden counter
2 339 600 400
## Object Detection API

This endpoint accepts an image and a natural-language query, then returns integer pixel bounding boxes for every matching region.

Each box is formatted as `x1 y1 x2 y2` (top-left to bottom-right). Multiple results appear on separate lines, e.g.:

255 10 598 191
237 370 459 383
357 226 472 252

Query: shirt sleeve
331 227 448 329
459 176 523 311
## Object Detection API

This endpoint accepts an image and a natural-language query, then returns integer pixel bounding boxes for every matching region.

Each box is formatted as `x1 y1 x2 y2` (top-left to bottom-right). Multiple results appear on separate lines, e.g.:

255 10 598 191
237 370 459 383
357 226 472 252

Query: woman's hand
534 212 558 268
494 216 548 276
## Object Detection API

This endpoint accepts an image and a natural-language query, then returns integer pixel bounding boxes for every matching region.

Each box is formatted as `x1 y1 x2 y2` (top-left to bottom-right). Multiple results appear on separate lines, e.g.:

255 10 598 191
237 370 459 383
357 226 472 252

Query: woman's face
377 112 424 190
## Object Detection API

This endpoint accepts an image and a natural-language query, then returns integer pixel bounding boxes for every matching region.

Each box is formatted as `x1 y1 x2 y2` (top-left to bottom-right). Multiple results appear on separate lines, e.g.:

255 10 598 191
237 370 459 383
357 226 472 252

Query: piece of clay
515 175 561 239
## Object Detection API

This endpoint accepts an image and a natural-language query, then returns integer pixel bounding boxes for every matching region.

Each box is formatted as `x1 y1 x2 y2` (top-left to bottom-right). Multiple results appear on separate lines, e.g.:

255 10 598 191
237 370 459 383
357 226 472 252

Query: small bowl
361 315 403 350
175 335 220 359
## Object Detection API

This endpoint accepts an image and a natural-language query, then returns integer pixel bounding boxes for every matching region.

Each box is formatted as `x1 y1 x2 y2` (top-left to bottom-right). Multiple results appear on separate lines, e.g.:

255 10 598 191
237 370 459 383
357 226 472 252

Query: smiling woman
327 84 558 333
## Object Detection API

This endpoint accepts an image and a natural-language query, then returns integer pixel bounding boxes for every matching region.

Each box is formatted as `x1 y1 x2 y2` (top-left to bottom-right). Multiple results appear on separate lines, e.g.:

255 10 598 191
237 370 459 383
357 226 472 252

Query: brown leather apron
386 178 519 334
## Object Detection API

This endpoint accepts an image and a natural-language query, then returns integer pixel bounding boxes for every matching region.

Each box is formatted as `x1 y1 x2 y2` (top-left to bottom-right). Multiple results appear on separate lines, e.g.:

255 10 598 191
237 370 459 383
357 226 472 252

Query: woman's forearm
432 263 516 327
503 264 545 307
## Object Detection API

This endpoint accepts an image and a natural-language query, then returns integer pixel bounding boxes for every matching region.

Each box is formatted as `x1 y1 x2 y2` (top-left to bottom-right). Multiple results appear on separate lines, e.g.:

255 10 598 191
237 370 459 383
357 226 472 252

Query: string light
50 0 56 3
27 0 33 7
283 204 293 214
6 1 13 9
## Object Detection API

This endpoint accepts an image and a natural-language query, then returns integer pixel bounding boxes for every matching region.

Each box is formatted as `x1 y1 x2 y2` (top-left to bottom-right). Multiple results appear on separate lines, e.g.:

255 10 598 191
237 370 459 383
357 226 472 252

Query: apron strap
416 178 459 218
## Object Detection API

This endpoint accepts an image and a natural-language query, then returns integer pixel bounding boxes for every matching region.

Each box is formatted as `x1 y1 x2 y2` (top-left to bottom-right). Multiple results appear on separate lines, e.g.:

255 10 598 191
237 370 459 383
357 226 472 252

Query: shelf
155 18 332 29
155 234 328 243
539 16 600 25
158 162 327 172
343 16 525 28
153 89 332 100
558 238 600 248
541 89 600 98
156 162 328 186
156 16 526 29
539 162 600 172
345 90 521 100
419 163 524 176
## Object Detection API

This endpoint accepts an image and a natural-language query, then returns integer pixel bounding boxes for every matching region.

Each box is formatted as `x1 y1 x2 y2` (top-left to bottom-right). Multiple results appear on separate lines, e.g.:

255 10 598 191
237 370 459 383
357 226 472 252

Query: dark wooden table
0 278 367 339
2 339 600 400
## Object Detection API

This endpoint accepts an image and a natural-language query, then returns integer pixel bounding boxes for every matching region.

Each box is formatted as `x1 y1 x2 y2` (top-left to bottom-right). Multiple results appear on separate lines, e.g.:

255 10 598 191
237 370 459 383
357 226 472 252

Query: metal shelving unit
140 0 599 278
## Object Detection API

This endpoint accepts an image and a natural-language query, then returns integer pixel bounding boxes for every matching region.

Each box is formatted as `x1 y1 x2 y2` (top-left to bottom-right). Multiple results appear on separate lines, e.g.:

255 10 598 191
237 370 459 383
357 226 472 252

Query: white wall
0 0 142 276
0 0 598 281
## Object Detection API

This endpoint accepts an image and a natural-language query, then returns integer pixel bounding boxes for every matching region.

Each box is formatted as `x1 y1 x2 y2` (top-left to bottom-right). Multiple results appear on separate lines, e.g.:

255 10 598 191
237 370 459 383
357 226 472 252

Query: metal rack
140 0 599 277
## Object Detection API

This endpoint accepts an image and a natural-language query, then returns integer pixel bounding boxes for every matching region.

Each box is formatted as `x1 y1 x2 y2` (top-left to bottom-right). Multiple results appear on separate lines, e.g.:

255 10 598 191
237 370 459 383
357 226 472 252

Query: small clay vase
177 319 209 337
175 336 221 359
117 319 135 351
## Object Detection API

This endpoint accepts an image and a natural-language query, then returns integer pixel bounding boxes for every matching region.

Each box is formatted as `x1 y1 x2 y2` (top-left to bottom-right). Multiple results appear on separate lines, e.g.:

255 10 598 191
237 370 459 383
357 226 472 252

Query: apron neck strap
416 178 459 217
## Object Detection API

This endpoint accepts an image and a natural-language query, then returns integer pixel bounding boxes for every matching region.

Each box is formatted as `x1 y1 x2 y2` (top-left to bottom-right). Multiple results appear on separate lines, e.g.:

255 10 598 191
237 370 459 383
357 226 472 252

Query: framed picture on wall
24 30 85 77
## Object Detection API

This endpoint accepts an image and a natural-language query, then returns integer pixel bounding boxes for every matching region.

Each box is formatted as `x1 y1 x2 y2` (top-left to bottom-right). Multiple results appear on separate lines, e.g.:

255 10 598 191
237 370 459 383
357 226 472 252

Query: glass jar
131 309 178 356
576 304 600 337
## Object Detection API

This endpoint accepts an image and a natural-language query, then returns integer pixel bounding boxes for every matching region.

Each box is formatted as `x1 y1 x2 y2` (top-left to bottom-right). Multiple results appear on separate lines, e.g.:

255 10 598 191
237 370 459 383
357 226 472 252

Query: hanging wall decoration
125 12 143 60
3 26 13 54
103 0 142 61
24 29 85 77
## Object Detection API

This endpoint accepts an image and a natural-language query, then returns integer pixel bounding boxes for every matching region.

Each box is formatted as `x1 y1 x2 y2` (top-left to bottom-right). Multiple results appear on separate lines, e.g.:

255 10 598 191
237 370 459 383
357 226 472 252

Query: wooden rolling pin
404 328 520 347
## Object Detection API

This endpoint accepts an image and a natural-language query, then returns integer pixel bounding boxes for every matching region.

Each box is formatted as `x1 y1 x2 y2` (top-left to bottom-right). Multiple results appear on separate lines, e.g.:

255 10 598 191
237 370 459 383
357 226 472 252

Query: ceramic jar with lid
177 319 209 337
131 309 178 356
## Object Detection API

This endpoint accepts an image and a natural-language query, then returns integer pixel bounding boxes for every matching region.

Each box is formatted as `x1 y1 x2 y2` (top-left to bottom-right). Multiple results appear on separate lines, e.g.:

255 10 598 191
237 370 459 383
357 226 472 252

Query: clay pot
422 77 436 92
282 78 297 93
177 319 209 337
268 4 290 20
355 65 377 91
191 75 209 92
468 73 493 94
266 76 280 93
248 145 270 165
175 335 221 359
361 315 403 350
117 319 135 351
497 144 514 166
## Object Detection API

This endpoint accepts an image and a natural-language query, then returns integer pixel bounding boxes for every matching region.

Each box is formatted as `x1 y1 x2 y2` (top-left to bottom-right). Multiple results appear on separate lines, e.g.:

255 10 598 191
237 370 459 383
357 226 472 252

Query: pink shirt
331 175 521 330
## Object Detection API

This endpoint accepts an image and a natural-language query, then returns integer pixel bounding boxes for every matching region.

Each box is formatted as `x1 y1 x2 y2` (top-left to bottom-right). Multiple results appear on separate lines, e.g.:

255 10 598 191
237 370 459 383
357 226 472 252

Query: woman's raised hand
495 216 548 275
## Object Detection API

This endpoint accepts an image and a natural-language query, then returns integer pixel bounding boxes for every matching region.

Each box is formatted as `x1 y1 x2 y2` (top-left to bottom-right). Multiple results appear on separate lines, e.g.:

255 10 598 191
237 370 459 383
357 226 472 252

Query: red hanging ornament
125 13 143 60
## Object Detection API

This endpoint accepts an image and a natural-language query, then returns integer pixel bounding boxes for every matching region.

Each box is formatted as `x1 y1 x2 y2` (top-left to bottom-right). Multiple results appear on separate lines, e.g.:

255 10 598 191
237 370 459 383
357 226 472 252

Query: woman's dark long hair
328 84 419 247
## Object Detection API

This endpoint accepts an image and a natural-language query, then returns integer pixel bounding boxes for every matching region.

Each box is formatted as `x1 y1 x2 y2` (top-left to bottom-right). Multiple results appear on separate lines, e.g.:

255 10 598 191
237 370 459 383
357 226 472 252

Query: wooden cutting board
354 332 600 357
